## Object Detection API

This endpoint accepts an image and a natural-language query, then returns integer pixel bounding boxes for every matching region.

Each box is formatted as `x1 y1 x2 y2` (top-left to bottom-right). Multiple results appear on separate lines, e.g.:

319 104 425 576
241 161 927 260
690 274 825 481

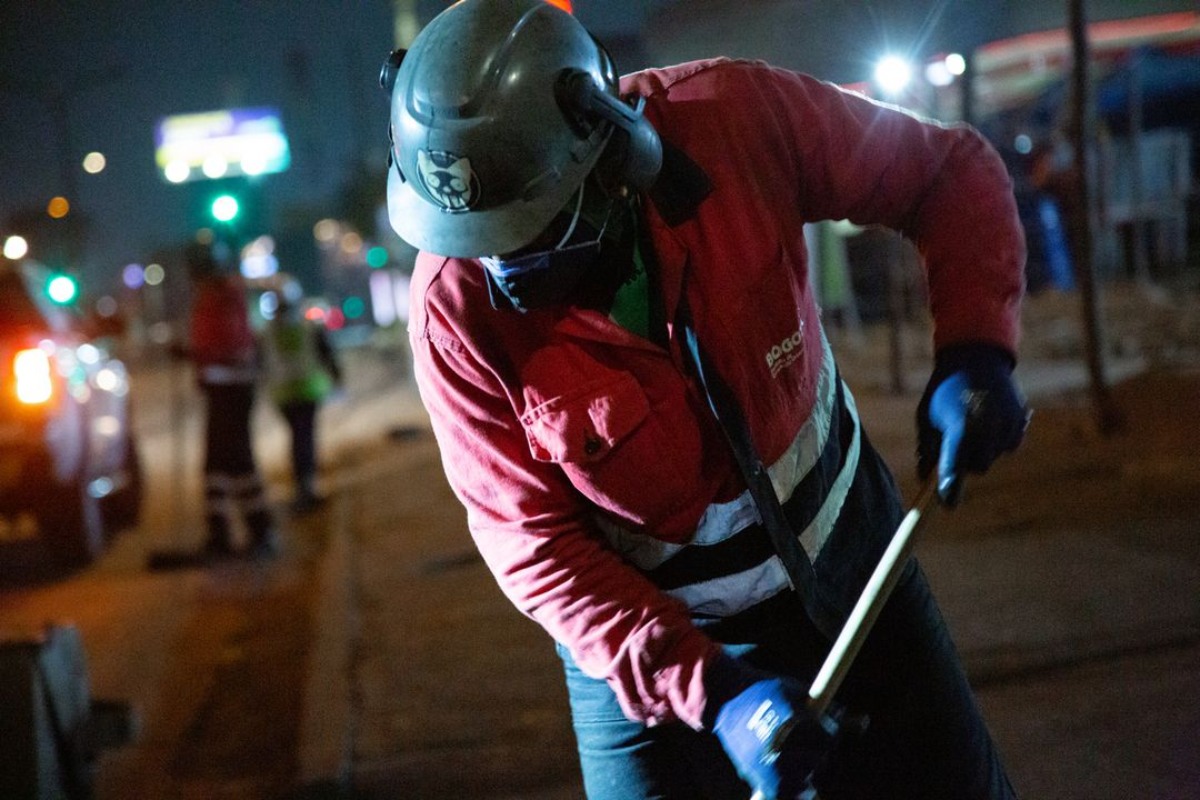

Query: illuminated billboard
155 107 291 184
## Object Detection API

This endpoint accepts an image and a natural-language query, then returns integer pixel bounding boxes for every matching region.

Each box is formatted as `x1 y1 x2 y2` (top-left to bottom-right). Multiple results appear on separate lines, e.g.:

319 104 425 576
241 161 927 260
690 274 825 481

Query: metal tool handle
807 480 939 716
748 483 939 800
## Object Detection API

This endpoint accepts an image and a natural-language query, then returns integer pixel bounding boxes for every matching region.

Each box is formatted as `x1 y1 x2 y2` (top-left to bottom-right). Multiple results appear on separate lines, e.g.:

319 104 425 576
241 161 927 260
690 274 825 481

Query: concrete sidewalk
297 355 1200 799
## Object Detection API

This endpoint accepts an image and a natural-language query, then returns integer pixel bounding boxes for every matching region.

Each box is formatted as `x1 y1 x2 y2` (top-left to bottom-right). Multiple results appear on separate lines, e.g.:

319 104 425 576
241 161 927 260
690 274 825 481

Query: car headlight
13 348 54 405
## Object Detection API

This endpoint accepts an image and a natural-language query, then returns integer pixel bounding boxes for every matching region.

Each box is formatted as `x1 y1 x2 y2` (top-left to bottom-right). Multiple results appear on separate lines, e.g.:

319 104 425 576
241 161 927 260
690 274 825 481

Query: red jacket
409 58 1024 729
189 275 258 383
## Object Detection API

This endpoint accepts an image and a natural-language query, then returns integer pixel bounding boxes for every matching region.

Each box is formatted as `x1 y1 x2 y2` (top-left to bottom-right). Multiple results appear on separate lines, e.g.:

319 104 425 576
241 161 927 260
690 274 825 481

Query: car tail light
13 347 54 405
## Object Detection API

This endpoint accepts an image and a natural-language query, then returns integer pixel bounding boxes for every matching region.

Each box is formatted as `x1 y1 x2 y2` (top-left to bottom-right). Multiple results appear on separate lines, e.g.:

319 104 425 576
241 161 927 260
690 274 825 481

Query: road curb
297 492 356 789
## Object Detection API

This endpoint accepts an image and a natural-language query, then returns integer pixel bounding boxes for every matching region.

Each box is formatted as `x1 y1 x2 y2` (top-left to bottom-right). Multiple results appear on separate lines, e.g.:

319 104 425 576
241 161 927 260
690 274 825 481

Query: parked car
0 260 142 565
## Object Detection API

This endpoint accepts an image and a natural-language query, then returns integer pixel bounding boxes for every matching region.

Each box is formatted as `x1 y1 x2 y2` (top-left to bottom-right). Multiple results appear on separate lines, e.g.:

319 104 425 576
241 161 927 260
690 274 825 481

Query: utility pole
1067 0 1125 434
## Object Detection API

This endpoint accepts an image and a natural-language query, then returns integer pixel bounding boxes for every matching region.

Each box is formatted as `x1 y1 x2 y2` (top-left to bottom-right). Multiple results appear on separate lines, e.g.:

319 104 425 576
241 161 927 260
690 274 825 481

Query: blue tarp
1031 46 1200 132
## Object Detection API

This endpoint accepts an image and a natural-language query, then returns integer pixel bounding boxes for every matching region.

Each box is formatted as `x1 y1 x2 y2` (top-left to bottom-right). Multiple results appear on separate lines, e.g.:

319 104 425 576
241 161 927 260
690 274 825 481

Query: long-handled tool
750 480 940 800
807 480 938 716
678 312 948 799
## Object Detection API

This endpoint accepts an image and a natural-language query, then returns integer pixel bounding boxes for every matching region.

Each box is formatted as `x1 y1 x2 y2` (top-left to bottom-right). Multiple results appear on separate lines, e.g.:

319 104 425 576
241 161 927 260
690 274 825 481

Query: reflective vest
262 318 334 405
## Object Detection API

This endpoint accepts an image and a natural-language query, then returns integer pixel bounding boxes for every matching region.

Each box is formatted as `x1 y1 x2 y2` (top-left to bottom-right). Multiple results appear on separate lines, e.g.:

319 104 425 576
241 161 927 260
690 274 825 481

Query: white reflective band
665 556 791 618
205 473 265 493
200 364 257 384
598 332 864 618
600 332 840 572
798 385 860 561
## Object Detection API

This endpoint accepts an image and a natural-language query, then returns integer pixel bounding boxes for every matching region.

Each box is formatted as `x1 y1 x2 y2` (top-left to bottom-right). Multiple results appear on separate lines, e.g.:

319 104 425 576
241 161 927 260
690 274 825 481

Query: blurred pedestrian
185 241 278 559
383 1 1029 798
260 278 342 513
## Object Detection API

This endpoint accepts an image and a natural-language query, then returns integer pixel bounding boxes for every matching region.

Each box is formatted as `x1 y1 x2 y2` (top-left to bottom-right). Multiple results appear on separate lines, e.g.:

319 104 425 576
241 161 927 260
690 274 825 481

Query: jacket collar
646 139 713 227
532 140 714 352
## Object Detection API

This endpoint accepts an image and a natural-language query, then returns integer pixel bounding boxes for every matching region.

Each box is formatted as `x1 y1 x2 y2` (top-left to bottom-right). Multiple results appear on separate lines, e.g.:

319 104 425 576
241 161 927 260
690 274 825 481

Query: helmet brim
387 147 604 260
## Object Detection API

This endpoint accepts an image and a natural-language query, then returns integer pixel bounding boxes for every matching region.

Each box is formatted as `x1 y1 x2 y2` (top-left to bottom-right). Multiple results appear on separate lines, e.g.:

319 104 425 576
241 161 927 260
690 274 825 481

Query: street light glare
3 235 29 260
945 53 967 76
83 152 107 174
874 55 913 96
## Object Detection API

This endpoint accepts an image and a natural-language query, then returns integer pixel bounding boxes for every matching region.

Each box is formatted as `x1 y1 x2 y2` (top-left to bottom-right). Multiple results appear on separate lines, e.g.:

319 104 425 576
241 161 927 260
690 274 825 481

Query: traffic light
210 194 240 223
46 273 79 305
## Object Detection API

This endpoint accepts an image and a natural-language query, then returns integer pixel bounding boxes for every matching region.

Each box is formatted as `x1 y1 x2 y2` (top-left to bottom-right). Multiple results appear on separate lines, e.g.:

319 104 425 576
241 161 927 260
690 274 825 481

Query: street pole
1067 0 1125 435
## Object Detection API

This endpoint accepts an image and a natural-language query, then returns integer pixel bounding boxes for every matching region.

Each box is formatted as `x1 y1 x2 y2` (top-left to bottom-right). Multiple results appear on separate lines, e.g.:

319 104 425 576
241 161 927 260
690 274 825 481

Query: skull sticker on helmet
417 150 480 213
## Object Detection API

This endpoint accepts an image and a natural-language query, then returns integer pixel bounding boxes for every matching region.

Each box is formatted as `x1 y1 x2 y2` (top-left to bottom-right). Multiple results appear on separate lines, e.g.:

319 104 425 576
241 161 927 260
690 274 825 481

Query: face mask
480 185 612 312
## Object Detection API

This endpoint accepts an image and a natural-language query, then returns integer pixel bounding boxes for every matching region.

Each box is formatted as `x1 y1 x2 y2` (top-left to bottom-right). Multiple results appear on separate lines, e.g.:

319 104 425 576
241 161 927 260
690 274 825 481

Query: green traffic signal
46 273 79 305
211 194 240 223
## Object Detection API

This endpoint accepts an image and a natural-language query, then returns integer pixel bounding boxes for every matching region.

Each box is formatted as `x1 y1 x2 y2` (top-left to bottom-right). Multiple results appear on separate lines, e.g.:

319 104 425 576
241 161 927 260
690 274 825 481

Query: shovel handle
807 481 939 717
746 483 939 800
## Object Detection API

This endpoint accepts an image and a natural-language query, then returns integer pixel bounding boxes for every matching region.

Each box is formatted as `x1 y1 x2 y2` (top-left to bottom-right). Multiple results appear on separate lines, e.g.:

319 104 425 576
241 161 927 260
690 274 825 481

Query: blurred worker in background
185 241 278 559
260 278 342 513
382 1 1029 798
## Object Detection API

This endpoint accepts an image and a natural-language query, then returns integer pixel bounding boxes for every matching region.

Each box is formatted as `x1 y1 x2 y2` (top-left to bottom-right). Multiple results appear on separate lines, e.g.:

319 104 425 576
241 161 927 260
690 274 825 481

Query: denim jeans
557 440 1017 799
559 562 1016 799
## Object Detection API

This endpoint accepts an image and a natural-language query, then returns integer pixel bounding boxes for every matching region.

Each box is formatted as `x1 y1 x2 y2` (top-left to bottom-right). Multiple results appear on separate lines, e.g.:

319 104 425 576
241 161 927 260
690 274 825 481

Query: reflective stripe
798 385 860 560
659 401 859 618
200 364 257 384
205 472 266 494
599 333 838 571
597 334 863 619
667 557 791 618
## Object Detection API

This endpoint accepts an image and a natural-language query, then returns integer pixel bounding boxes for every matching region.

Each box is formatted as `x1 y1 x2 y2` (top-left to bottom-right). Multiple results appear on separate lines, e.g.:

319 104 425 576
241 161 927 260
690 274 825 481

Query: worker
381 1 1030 797
185 241 278 560
260 278 342 513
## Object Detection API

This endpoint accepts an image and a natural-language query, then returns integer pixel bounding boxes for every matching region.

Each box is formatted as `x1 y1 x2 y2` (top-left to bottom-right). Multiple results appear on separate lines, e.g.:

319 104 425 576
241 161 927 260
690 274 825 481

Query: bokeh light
313 218 339 243
342 295 366 320
211 194 239 222
123 263 145 290
47 274 78 304
202 155 229 179
144 263 165 286
83 152 107 174
164 160 190 183
3 235 29 260
366 246 389 268
340 231 363 254
47 196 71 219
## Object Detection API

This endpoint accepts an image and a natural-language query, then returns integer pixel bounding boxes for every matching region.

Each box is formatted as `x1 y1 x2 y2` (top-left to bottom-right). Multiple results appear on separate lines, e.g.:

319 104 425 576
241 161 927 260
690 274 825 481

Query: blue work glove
704 654 854 800
917 342 1030 507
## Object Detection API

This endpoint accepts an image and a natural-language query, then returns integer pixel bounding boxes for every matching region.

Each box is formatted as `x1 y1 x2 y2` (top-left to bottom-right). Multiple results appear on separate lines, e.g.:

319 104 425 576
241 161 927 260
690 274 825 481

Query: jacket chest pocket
520 369 705 538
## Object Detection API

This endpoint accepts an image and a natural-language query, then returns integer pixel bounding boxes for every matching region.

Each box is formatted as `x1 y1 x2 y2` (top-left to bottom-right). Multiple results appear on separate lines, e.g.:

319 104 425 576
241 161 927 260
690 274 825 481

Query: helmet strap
554 182 587 249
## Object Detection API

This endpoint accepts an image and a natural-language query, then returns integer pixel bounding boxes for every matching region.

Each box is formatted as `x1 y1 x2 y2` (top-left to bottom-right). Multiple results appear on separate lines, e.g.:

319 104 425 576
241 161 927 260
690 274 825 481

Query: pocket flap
522 374 650 463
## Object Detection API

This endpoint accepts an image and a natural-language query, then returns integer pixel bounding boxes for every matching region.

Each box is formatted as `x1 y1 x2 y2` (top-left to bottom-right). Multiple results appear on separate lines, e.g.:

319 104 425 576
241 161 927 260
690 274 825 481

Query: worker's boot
202 516 236 561
291 474 324 514
246 509 279 560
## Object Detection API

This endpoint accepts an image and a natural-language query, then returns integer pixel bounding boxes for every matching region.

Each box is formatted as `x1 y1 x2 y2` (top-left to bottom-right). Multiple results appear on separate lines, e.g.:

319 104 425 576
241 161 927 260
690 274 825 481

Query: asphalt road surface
1 323 1198 800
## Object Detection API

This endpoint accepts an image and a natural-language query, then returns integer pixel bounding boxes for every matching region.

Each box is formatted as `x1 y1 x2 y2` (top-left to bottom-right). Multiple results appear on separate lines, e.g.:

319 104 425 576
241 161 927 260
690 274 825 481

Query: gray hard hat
385 0 621 259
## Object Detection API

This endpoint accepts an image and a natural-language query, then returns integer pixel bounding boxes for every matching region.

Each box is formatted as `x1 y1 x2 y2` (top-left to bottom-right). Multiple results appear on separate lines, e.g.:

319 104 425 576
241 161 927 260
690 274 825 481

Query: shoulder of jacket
410 252 474 352
621 57 779 96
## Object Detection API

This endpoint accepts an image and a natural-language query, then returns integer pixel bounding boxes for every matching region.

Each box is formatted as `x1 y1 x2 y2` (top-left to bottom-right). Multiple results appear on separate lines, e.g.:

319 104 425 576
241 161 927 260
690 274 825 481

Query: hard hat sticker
417 150 480 213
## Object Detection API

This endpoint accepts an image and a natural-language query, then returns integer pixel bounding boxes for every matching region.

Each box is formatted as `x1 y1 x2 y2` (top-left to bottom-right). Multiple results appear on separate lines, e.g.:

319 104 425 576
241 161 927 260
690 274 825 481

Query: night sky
0 1 394 294
2 0 1192 298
